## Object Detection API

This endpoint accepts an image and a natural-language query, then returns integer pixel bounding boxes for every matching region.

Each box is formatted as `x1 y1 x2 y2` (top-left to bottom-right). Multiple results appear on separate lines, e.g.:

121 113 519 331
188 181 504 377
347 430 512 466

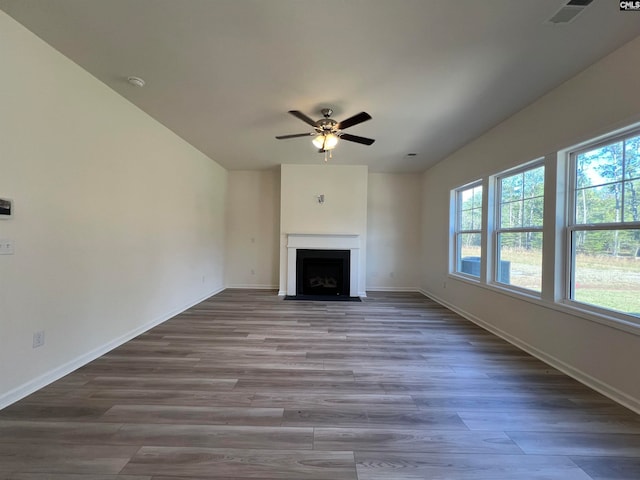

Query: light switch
0 239 14 255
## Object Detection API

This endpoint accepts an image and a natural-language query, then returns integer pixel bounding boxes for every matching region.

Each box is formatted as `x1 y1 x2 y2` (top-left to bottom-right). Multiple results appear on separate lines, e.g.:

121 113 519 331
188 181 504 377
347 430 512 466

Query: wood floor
1 289 640 479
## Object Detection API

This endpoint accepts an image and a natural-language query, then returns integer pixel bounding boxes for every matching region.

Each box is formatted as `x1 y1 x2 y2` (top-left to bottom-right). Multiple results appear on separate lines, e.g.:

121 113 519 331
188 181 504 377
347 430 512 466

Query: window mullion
571 222 640 231
482 176 492 283
496 226 544 234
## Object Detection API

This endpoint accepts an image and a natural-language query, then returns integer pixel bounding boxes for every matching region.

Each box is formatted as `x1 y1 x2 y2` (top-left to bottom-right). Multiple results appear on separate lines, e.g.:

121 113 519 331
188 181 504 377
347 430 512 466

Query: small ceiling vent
546 0 593 24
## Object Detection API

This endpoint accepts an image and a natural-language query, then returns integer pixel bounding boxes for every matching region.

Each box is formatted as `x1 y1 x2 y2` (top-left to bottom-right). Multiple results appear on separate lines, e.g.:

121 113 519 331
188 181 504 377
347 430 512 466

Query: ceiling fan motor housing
316 117 338 133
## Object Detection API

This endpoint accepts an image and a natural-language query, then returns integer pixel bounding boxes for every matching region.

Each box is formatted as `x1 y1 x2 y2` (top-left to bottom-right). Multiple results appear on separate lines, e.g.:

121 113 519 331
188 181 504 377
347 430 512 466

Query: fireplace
285 233 361 297
296 249 350 296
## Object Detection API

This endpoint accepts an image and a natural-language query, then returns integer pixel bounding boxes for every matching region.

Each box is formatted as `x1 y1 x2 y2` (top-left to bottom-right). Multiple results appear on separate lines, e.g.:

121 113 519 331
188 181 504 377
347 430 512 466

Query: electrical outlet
33 330 45 348
0 239 14 255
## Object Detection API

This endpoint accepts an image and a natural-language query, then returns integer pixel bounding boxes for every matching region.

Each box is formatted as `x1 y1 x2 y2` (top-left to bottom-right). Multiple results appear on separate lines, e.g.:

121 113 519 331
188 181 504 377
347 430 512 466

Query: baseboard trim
366 287 419 292
225 284 278 290
418 288 640 415
0 286 225 410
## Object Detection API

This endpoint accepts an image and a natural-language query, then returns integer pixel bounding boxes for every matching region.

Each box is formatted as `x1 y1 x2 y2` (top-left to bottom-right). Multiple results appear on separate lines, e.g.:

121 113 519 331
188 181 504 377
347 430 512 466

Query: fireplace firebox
296 249 350 297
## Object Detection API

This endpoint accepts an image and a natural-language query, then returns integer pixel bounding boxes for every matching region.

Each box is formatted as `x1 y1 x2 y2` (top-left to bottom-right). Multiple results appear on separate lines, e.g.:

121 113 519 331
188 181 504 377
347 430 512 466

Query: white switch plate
0 239 14 255
33 330 45 348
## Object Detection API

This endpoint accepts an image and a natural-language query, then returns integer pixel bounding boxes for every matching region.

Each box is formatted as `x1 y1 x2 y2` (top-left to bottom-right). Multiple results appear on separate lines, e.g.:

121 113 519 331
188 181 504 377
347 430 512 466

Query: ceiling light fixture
276 108 374 163
312 133 339 151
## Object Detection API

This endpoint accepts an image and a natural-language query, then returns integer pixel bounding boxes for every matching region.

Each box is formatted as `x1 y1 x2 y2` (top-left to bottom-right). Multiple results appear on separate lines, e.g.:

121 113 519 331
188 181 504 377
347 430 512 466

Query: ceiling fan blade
275 133 315 139
288 110 318 127
340 133 375 146
337 112 372 130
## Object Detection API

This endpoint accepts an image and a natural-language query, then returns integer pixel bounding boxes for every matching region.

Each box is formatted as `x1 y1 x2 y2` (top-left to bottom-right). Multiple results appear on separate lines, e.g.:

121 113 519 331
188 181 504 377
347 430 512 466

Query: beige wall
421 35 640 412
279 164 368 295
225 170 280 288
367 173 421 291
0 13 227 407
226 169 422 292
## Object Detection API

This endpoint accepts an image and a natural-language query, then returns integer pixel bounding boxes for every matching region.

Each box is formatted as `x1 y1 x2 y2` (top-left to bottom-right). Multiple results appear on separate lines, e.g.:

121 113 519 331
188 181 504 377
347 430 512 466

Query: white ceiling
2 0 640 173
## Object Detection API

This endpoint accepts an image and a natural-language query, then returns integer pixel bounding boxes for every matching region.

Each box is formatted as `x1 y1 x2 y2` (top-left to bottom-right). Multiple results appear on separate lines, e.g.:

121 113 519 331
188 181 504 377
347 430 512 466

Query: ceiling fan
276 108 375 153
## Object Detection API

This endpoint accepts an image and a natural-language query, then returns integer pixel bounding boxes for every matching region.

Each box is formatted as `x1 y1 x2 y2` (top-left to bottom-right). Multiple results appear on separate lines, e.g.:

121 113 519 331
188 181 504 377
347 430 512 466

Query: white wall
367 173 421 291
421 35 640 412
225 169 280 288
0 12 227 407
226 169 420 293
279 164 368 295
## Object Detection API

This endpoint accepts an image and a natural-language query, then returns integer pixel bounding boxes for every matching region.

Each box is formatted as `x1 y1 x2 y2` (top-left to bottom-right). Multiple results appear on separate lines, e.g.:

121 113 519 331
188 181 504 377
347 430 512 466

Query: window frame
492 160 545 296
564 128 640 320
451 180 483 280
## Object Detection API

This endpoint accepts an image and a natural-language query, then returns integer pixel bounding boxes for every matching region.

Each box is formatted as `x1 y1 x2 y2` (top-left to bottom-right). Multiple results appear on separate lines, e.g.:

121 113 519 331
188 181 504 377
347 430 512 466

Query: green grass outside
460 246 640 316
574 289 640 316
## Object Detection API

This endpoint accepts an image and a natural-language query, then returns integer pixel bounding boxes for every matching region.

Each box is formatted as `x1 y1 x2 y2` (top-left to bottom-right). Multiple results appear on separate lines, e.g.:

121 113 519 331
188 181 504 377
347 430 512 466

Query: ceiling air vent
546 0 594 24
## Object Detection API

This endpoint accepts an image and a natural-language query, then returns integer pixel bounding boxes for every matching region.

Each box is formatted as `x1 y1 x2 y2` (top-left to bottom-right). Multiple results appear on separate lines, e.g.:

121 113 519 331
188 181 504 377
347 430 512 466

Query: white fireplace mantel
286 233 360 297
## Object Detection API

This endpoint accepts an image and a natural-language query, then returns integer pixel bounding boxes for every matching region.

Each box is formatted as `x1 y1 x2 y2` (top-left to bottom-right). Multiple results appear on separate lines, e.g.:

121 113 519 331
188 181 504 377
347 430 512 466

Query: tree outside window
496 164 545 293
570 133 640 317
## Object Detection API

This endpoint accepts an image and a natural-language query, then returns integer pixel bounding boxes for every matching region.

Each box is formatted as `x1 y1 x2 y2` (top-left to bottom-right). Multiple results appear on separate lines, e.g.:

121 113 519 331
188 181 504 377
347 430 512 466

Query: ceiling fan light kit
312 133 339 150
276 108 375 162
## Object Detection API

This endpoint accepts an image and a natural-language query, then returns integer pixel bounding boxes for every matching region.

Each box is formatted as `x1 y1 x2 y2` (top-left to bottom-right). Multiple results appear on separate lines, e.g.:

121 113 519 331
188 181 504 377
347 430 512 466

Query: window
447 123 640 329
495 163 545 293
453 182 483 278
568 131 640 318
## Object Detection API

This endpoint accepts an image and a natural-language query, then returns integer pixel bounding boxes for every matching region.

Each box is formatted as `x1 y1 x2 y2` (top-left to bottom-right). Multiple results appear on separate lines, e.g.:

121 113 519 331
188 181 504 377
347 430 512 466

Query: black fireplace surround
296 249 350 297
